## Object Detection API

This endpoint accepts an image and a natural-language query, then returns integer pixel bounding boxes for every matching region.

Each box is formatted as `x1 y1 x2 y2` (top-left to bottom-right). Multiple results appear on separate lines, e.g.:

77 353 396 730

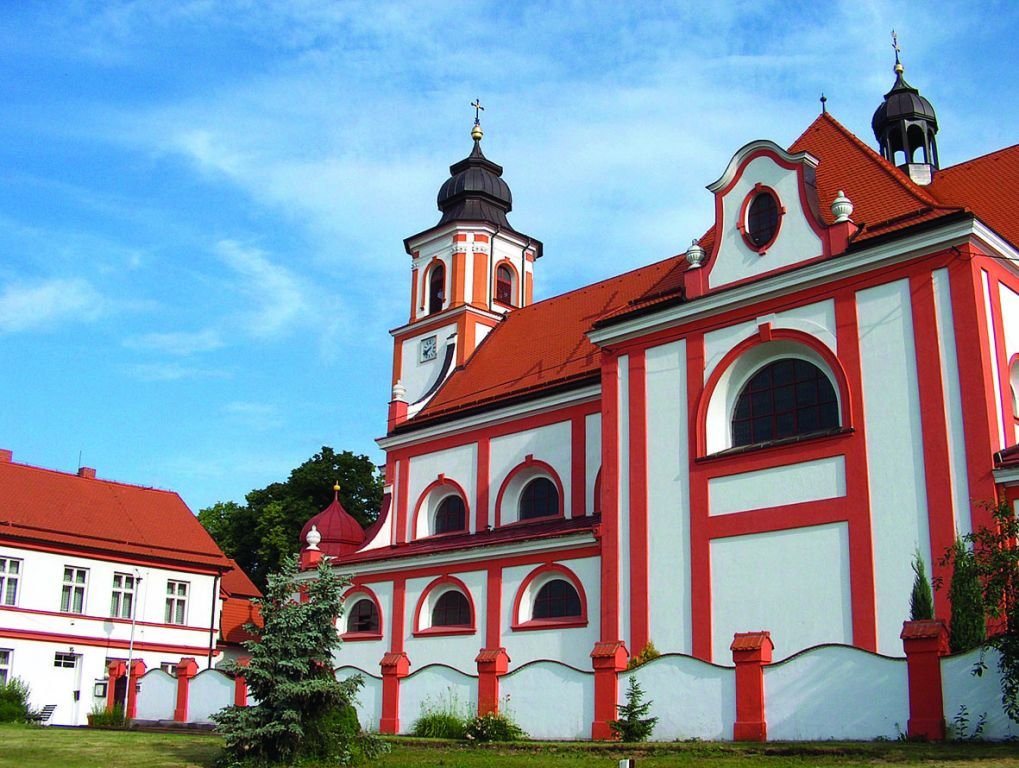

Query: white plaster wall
710 523 852 662
617 354 631 647
336 668 382 732
399 665 476 735
501 661 593 739
188 669 235 722
857 279 931 655
134 669 176 721
708 456 846 516
629 655 735 740
765 645 907 739
406 444 477 538
500 557 600 670
983 270 1007 449
489 420 572 523
403 570 485 671
703 300 836 384
933 268 972 537
645 340 692 653
399 321 457 406
708 155 824 289
942 648 1019 740
585 412 601 515
1001 282 1019 443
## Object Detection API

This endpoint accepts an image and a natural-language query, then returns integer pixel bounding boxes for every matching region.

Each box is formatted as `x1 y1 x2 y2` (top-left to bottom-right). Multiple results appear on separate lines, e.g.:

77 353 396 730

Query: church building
299 54 1019 738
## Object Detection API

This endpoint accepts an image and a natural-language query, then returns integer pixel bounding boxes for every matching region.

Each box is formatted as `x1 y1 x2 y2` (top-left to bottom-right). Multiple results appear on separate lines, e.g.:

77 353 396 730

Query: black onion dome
436 137 513 228
872 69 938 138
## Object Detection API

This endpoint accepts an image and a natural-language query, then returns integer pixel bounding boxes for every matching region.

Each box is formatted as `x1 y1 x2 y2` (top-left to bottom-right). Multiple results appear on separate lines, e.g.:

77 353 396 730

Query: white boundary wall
628 654 735 740
501 661 593 740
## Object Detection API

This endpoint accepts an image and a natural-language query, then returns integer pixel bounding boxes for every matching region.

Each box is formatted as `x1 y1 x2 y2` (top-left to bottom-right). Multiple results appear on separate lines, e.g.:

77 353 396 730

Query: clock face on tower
420 335 438 362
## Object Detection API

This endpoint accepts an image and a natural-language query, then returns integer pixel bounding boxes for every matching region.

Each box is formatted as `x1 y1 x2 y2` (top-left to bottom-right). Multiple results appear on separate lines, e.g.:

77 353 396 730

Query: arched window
431 591 471 627
346 598 380 634
532 579 582 620
434 496 466 535
731 358 838 447
519 477 559 520
496 264 514 305
428 263 445 315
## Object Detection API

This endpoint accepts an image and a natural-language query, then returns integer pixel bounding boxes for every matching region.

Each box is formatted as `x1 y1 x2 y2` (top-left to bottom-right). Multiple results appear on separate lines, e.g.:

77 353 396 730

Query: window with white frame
0 649 10 685
0 558 21 606
165 580 188 625
159 662 177 677
60 566 88 613
110 572 137 619
53 652 79 668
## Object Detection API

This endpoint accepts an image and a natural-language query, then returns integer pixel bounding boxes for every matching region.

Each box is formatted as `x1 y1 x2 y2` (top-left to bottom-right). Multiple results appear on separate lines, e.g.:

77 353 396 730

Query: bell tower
388 106 542 428
871 32 940 185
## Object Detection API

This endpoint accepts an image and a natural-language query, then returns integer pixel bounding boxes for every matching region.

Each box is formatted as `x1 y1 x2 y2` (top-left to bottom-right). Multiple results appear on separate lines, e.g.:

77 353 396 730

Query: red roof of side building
929 143 1019 247
220 558 261 599
0 452 230 572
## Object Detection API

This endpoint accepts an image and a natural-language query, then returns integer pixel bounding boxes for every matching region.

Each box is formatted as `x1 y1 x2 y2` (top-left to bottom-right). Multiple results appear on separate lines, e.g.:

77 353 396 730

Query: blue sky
1 1 1016 514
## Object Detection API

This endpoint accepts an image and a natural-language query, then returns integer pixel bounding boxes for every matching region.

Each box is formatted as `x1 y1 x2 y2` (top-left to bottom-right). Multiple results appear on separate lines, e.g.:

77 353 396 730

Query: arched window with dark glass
431 590 470 627
532 579 581 620
731 358 839 447
496 264 514 305
745 191 779 248
519 477 559 520
434 495 466 535
346 598 379 634
428 263 446 315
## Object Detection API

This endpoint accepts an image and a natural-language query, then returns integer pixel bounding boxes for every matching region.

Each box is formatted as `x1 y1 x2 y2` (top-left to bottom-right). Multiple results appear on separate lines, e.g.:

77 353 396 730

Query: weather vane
471 98 485 126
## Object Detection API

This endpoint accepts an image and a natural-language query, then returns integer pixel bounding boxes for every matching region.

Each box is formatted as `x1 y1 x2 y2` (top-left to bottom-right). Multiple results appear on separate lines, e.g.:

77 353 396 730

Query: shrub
627 641 661 670
0 678 32 723
945 538 986 653
411 689 470 739
464 712 525 742
910 549 935 621
88 702 125 727
611 676 657 742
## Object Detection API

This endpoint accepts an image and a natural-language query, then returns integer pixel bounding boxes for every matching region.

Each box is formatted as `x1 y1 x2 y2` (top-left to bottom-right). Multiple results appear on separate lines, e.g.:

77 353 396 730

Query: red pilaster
173 657 199 722
475 648 510 716
234 657 250 707
730 631 773 742
126 659 146 720
379 651 410 734
106 660 125 714
590 640 628 740
901 620 949 740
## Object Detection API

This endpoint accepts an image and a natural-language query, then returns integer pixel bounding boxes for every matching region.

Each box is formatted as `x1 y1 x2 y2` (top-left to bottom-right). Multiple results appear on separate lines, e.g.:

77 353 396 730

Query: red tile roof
220 558 261 598
401 113 1018 429
0 455 230 571
220 595 261 645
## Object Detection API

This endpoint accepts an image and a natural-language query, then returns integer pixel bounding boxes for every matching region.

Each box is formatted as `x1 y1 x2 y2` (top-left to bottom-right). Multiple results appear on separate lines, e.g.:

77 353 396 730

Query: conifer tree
947 537 985 653
610 676 658 742
910 549 935 621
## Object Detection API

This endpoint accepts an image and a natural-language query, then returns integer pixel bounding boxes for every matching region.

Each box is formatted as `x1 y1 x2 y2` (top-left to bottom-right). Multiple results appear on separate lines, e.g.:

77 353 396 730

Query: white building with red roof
0 449 258 725
301 58 1019 739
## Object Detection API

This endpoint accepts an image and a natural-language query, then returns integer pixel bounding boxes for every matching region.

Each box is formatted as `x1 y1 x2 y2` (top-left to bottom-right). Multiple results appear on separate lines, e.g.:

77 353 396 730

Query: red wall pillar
901 620 949 740
126 659 146 720
475 648 510 716
173 657 199 722
106 660 125 714
590 641 628 740
731 631 773 742
379 652 410 734
234 657 250 707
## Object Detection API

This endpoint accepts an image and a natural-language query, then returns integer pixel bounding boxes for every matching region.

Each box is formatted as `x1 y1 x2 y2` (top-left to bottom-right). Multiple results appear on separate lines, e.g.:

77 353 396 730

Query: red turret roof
299 489 365 557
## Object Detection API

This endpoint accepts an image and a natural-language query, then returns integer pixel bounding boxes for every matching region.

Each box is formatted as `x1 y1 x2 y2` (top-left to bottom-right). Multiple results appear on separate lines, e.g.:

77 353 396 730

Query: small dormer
699 140 828 292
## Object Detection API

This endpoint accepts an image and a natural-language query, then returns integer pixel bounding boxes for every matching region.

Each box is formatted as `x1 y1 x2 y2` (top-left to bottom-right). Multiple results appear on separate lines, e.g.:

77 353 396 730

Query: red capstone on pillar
475 648 510 716
127 659 147 720
590 640 628 740
106 660 126 714
731 631 774 742
379 651 411 734
173 657 200 722
901 619 949 740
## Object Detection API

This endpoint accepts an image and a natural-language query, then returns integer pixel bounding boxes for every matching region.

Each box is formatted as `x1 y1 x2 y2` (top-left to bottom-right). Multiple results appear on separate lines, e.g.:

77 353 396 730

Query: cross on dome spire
891 29 903 73
471 98 485 141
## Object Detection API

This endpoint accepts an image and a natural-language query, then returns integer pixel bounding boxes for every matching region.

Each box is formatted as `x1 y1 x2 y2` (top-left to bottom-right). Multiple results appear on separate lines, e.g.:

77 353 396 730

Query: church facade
299 59 1019 738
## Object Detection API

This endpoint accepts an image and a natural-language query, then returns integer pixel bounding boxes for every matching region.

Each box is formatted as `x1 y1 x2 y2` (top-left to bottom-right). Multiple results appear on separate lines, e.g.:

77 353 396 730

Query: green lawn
2 724 1018 768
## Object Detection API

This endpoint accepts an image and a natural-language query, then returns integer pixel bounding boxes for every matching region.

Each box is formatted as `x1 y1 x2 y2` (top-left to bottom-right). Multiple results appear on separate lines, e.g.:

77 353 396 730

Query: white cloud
215 239 308 338
0 278 105 333
124 362 230 382
123 328 224 356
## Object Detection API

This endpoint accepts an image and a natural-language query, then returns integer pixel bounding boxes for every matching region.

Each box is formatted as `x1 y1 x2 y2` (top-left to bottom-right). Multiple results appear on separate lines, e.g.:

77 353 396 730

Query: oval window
745 191 779 248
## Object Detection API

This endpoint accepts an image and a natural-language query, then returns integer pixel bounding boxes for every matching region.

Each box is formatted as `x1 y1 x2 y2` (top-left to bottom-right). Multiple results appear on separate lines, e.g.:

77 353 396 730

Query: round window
745 191 779 249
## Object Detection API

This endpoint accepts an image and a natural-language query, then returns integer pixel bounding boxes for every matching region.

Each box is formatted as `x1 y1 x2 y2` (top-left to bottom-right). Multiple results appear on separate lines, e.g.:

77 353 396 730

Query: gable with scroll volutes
705 140 827 291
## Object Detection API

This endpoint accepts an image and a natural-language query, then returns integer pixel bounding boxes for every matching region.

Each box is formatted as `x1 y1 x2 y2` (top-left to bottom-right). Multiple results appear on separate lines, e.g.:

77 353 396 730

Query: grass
2 723 1019 768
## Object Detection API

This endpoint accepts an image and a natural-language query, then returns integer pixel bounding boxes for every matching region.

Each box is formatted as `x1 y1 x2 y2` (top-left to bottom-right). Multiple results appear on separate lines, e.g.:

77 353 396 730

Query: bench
29 704 57 725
